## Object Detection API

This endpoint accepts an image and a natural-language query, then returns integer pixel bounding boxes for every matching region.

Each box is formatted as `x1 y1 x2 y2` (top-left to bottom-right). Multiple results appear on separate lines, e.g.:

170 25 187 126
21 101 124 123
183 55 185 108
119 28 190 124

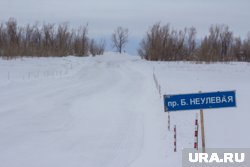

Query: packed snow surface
0 53 249 167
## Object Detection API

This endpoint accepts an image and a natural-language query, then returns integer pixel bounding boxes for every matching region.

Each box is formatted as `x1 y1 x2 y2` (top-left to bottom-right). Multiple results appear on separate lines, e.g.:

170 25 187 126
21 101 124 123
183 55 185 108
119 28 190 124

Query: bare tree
112 27 128 53
42 23 55 56
232 37 242 61
186 27 197 60
56 23 71 56
0 23 5 56
6 18 18 57
242 33 250 62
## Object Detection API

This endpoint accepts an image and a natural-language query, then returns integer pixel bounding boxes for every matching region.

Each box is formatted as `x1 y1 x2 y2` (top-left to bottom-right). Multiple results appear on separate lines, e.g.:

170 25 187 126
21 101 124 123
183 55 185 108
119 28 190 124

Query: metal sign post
200 109 206 153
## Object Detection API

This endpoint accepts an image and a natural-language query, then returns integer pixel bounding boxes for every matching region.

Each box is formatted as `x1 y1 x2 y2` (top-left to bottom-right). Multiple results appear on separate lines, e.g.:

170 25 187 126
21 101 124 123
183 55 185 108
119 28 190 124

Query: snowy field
0 53 249 167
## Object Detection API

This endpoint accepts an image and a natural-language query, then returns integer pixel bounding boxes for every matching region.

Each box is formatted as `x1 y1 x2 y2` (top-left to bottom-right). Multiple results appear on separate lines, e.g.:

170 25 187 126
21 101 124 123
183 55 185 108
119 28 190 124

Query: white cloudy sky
0 0 249 53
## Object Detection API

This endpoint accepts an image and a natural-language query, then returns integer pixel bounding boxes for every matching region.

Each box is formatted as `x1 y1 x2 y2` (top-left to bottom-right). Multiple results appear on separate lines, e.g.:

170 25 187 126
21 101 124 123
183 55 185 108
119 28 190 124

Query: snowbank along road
0 53 249 167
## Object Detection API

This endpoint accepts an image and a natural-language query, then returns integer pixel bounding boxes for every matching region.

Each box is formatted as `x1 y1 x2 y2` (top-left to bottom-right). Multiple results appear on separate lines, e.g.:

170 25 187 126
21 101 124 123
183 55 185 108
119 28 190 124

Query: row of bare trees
1 18 250 62
0 18 105 58
138 23 250 62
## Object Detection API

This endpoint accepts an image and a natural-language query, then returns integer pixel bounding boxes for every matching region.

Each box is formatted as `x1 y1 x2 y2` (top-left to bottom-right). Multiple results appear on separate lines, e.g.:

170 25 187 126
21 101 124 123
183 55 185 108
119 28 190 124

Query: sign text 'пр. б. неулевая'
164 91 236 112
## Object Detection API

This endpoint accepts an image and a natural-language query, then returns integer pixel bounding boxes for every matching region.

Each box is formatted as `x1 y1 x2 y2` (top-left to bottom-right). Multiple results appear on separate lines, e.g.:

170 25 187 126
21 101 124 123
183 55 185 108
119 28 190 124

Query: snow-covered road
0 53 249 167
0 54 169 167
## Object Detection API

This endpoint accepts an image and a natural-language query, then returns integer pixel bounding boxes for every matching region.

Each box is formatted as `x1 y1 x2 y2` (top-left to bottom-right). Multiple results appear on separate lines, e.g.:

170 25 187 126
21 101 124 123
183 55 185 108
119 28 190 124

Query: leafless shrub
89 39 105 56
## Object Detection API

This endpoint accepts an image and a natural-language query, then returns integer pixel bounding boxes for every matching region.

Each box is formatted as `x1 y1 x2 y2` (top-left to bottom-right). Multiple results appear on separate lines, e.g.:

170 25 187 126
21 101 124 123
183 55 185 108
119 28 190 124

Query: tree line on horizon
138 23 250 62
0 18 105 58
0 18 250 62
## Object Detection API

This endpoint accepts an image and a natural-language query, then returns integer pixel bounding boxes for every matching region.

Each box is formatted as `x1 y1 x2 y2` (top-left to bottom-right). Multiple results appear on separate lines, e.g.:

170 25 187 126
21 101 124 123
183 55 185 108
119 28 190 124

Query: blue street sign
164 91 236 112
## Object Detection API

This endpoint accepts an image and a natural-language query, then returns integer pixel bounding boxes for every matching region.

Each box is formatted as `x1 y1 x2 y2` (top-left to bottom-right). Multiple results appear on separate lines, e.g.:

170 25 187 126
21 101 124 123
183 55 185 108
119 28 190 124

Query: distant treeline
138 23 250 62
0 18 105 58
1 18 250 62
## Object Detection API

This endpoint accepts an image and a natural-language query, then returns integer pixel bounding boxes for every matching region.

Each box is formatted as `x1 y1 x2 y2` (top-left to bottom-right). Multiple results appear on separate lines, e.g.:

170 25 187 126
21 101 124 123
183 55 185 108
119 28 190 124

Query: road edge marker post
194 113 199 150
174 125 177 152
163 95 170 131
168 112 170 131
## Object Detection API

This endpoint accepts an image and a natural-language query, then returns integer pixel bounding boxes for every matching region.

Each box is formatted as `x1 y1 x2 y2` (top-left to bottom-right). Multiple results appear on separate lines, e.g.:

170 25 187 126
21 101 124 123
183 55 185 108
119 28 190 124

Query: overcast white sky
1 0 250 53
